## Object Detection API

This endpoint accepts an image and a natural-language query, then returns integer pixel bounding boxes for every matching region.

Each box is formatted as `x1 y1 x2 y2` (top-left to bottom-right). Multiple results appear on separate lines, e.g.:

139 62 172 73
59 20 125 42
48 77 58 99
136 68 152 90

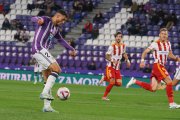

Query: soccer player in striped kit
126 28 180 109
31 10 76 112
101 31 131 101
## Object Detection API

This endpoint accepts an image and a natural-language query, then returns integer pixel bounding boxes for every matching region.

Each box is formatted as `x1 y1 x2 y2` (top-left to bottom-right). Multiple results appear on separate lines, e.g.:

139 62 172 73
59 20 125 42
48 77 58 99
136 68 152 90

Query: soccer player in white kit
31 10 76 112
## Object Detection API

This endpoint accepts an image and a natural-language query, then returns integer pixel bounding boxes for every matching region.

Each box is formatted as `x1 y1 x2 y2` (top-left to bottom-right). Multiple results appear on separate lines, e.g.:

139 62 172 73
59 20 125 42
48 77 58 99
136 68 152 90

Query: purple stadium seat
99 51 104 57
23 53 30 65
0 52 5 63
81 61 88 69
5 52 11 64
80 56 86 61
172 32 178 37
148 31 154 36
92 51 98 56
10 53 17 65
68 60 74 68
87 57 92 62
153 31 158 36
17 53 23 65
86 50 92 56
61 60 68 68
0 46 5 52
74 60 81 68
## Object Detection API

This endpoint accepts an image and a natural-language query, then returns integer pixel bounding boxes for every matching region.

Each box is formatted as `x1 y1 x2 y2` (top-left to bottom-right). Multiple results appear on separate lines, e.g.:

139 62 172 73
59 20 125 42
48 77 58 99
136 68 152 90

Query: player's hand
37 18 44 25
69 50 76 57
140 61 145 68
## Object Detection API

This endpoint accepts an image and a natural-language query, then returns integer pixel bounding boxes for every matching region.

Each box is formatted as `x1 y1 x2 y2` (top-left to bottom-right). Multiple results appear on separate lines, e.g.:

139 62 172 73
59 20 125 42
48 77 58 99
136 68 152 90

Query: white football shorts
34 63 43 72
33 48 57 70
174 67 180 80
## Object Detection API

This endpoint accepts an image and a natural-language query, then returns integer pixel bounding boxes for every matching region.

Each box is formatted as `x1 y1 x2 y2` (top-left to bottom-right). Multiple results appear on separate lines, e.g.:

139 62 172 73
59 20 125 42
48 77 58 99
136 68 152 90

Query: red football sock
135 80 154 92
166 83 174 103
103 84 114 97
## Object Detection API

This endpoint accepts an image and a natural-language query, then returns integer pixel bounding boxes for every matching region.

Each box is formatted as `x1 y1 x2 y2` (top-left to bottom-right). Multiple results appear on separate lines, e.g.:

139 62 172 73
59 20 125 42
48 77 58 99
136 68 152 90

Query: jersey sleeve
55 29 75 51
31 16 49 24
54 28 62 39
106 45 113 55
168 41 172 51
148 42 156 50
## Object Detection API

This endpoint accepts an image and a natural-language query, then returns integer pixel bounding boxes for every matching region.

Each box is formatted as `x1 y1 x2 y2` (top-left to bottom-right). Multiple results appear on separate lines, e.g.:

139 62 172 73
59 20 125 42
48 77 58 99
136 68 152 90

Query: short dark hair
114 31 123 37
160 28 168 33
56 9 68 18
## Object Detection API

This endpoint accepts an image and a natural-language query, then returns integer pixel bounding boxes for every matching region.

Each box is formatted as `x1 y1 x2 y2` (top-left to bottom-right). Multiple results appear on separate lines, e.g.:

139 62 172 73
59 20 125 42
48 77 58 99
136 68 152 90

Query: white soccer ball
57 87 70 100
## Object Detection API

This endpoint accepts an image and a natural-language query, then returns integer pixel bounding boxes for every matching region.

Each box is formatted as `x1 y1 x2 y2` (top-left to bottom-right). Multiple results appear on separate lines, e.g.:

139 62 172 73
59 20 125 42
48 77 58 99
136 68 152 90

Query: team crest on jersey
48 27 57 40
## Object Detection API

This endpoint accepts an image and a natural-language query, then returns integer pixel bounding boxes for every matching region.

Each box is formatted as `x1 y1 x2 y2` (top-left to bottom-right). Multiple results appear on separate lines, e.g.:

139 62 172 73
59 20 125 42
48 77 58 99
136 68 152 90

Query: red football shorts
104 66 122 82
151 63 169 83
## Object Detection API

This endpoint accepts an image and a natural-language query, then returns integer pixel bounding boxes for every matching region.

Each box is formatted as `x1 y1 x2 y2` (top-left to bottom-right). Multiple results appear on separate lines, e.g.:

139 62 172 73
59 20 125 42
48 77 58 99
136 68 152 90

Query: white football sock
44 99 51 108
39 74 42 82
42 75 56 94
34 75 37 83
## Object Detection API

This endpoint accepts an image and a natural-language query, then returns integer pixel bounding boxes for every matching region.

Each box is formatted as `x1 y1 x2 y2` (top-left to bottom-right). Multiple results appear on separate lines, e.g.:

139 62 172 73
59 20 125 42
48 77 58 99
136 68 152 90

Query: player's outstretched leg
126 77 156 92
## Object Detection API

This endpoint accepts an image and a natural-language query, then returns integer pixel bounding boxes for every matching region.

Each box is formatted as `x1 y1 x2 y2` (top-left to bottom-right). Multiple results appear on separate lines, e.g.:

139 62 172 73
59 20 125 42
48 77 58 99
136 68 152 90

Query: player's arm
140 48 151 68
168 51 180 62
59 38 76 56
31 16 44 25
55 32 76 56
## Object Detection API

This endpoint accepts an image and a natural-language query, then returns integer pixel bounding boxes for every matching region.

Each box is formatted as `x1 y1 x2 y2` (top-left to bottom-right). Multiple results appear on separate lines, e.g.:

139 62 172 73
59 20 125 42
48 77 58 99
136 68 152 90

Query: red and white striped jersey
106 43 126 70
148 40 172 66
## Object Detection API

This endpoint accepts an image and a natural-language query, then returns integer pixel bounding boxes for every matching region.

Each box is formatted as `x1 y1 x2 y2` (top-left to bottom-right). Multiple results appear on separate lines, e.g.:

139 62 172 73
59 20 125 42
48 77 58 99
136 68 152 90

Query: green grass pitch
0 80 180 120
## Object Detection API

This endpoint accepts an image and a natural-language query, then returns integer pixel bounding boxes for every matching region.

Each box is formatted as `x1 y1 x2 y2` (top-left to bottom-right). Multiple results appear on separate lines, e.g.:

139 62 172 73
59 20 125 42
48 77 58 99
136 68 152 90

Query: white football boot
102 97 110 101
42 106 59 113
126 77 136 88
169 102 180 109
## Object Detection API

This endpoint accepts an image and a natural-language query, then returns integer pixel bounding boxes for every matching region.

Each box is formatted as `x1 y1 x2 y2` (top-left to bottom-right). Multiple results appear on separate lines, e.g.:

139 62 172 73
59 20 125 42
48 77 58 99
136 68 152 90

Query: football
57 87 70 100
